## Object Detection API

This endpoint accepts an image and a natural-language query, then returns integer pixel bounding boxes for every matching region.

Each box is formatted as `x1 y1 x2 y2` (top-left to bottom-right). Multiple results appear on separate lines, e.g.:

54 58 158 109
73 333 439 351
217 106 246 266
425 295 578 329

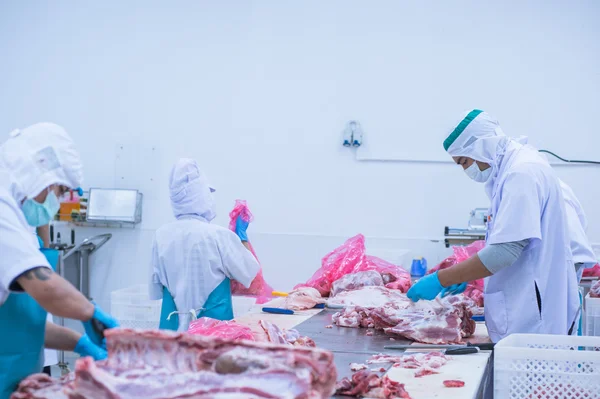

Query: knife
384 342 495 351
262 307 295 315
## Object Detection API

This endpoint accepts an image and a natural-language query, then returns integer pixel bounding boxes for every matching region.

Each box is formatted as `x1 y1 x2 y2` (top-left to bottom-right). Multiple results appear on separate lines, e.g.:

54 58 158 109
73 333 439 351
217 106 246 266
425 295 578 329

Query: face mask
21 190 60 227
465 162 492 183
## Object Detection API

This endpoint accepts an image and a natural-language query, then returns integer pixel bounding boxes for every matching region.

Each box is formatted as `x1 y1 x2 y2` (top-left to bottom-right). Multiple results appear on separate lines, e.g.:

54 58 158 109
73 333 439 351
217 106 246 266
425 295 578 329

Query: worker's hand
74 335 108 361
82 302 119 347
235 215 249 241
441 282 467 298
406 272 444 302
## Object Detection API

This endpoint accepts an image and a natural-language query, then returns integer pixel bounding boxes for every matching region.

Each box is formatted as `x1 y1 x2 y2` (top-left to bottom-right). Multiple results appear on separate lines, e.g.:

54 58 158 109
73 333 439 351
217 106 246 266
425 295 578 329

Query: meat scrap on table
331 286 476 344
335 370 412 399
369 352 449 378
12 328 336 399
283 286 324 310
443 380 465 388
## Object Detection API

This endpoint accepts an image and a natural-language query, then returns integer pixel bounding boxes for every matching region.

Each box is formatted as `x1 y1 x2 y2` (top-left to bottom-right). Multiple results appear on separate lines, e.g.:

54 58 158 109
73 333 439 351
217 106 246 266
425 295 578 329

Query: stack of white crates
586 292 600 336
111 284 162 329
494 334 600 399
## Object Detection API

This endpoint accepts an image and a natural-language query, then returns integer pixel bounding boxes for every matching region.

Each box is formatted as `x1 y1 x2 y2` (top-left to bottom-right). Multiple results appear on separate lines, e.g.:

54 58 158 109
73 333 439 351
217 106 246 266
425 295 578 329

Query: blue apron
0 246 59 399
159 278 234 331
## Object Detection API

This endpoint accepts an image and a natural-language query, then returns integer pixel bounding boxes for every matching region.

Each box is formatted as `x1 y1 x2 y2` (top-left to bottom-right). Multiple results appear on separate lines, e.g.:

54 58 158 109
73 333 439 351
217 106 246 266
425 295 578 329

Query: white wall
1 1 599 311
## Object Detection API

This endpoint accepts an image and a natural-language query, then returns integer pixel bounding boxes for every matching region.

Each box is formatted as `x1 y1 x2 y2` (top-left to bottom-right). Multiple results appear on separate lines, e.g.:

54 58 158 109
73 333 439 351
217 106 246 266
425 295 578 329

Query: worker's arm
242 241 252 252
437 254 492 287
36 225 50 248
16 268 94 321
44 320 81 351
219 230 260 288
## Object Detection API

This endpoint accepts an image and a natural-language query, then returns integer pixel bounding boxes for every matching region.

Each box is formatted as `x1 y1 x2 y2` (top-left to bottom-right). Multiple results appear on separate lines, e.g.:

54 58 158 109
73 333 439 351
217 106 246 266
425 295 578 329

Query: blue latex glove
82 302 120 347
235 215 249 241
406 272 444 302
74 335 107 360
441 282 467 298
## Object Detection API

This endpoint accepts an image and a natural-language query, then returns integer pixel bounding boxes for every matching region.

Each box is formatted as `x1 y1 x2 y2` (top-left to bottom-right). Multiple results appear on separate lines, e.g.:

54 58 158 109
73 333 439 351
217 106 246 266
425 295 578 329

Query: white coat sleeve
148 237 163 300
487 170 543 246
0 199 50 301
217 230 260 288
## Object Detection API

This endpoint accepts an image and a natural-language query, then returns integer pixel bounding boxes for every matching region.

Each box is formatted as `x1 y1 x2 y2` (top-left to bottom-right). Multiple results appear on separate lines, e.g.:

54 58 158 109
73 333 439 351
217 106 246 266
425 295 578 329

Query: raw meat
335 371 412 398
332 287 475 344
258 320 316 347
443 380 465 388
13 328 336 399
591 280 600 298
331 271 384 297
228 200 274 304
350 363 368 371
188 317 256 341
295 234 411 296
427 241 486 307
370 352 449 378
283 287 324 310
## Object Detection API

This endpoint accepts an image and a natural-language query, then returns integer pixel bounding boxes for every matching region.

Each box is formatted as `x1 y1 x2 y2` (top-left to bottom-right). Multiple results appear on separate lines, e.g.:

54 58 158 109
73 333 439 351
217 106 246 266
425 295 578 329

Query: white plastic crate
111 284 162 330
585 294 600 337
494 334 600 399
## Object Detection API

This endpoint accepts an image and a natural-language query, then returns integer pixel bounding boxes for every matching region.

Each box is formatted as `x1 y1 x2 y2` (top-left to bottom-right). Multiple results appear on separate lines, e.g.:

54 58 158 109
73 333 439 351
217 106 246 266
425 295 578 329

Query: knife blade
384 342 495 351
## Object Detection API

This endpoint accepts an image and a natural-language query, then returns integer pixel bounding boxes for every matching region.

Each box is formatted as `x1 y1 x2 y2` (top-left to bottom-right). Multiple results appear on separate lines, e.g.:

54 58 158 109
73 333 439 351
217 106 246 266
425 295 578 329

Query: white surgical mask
464 162 492 183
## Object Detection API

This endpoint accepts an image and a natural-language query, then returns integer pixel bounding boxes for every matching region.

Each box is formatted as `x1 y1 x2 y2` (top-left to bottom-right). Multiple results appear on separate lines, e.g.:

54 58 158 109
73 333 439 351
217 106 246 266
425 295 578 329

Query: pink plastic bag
428 241 486 306
187 317 256 341
295 234 411 297
228 200 274 304
583 264 600 278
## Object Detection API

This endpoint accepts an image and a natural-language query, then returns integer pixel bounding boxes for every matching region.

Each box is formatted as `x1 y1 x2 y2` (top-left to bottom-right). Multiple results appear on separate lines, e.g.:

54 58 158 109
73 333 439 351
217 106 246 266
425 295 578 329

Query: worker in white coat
149 158 259 332
0 123 119 397
407 110 580 343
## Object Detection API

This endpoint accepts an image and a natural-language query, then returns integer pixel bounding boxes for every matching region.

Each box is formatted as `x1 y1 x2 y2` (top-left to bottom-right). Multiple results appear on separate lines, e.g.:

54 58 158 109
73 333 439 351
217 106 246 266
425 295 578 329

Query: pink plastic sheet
583 264 600 278
295 234 411 297
427 241 485 306
187 317 255 341
228 200 274 304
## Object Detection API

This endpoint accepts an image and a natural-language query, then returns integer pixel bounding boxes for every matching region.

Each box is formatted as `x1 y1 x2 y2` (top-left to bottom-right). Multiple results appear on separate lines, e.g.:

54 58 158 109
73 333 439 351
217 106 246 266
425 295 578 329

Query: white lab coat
484 145 579 342
560 181 597 282
0 170 50 306
149 215 259 331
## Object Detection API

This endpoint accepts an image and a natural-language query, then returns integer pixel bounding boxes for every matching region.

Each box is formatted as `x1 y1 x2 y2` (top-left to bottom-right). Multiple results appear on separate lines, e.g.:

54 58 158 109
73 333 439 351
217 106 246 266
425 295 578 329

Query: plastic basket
111 284 162 330
494 334 600 399
585 294 600 337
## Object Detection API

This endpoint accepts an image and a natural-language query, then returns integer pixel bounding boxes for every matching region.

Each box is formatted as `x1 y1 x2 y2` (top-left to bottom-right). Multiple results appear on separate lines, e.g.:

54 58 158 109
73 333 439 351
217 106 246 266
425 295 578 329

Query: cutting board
385 352 491 399
233 297 323 336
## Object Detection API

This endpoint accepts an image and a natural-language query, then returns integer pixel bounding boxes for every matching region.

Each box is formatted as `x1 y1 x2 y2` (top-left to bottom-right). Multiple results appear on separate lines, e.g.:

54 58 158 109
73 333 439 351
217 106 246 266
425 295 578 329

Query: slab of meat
188 317 256 341
12 328 336 399
443 380 465 388
335 370 412 398
583 264 600 278
258 320 316 347
332 287 475 344
283 287 324 310
331 271 384 297
368 352 449 378
591 280 600 298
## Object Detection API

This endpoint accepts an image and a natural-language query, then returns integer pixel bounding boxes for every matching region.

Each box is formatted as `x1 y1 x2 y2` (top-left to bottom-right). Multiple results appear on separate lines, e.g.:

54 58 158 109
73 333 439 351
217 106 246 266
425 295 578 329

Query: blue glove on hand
235 215 249 241
406 272 444 302
74 335 108 361
82 302 120 347
441 282 467 298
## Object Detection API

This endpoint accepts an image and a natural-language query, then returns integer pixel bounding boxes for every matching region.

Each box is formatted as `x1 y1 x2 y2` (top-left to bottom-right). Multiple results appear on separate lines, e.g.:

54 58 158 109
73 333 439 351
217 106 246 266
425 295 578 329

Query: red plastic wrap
295 234 411 297
583 264 600 278
187 317 256 341
428 241 486 307
228 200 274 304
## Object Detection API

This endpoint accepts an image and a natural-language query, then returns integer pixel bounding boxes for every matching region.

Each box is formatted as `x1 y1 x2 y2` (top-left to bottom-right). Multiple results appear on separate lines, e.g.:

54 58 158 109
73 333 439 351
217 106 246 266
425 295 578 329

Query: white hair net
169 158 216 221
0 122 83 200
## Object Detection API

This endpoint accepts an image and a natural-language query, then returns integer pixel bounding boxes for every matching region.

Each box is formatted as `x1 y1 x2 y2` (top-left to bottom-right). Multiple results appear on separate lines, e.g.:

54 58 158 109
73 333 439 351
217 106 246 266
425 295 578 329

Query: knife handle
262 307 294 315
468 342 495 351
446 347 479 355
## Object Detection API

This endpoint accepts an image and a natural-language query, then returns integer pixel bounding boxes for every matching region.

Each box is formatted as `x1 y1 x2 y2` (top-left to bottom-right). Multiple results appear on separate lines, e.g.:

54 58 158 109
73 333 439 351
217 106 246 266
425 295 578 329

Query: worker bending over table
407 110 580 343
0 123 119 397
